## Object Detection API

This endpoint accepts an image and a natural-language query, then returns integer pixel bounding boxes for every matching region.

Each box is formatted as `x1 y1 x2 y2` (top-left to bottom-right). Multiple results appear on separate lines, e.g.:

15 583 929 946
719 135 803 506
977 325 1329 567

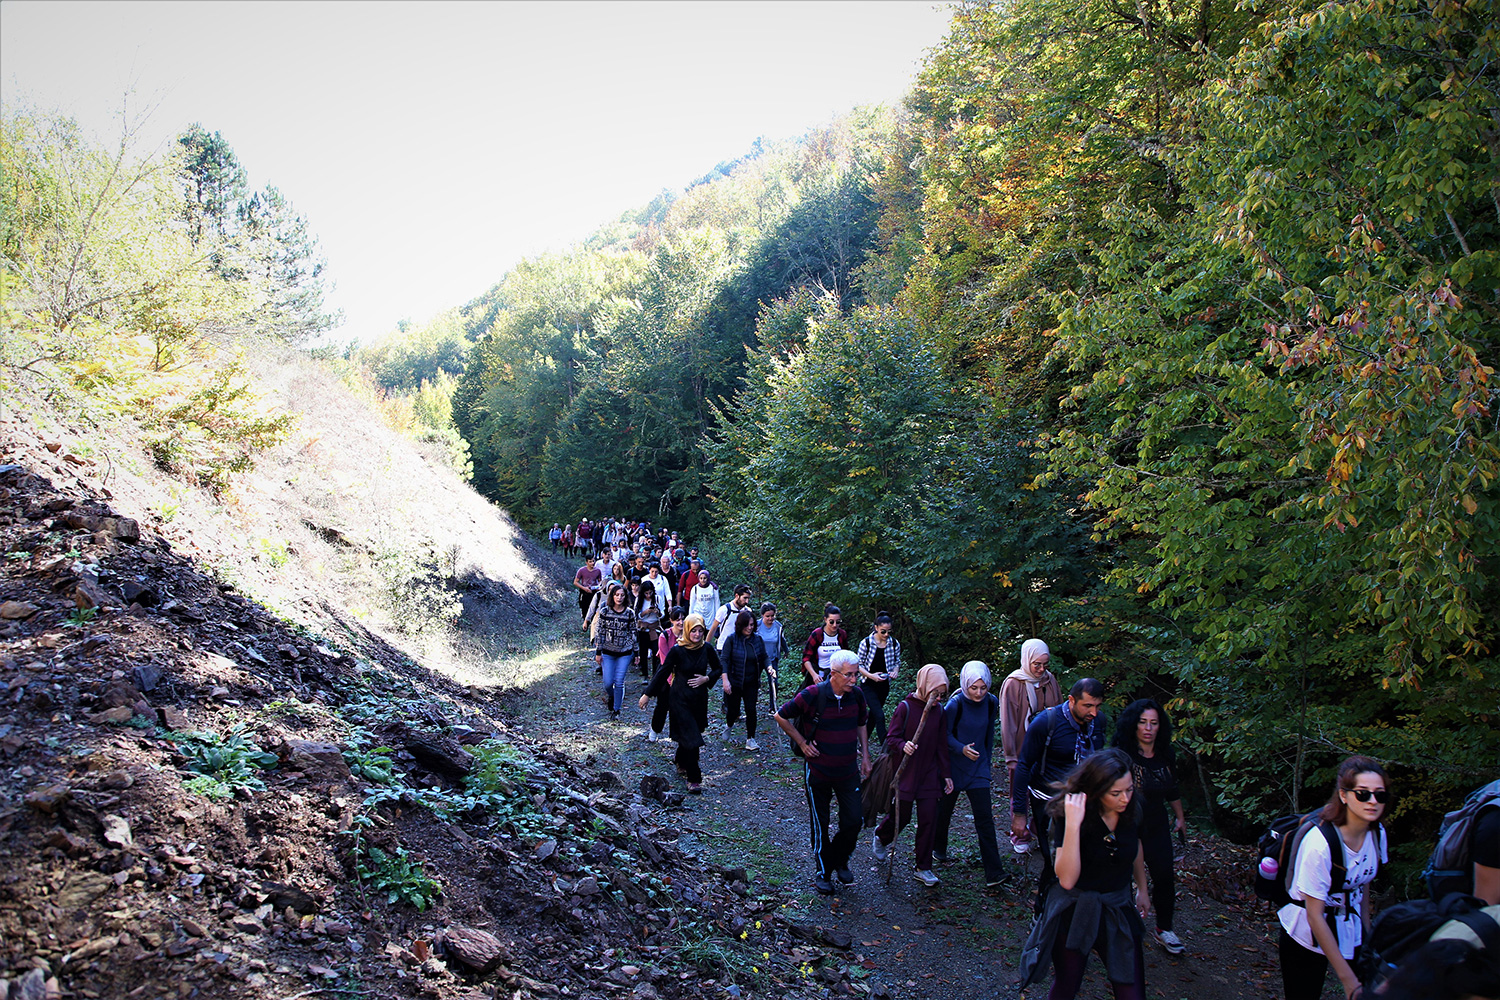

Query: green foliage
371 538 463 635
62 606 98 628
169 726 279 800
142 360 296 494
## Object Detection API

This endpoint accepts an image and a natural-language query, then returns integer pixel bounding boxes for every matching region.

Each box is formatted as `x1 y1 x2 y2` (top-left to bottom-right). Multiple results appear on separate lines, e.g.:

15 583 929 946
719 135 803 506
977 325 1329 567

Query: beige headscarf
680 613 707 650
913 663 949 703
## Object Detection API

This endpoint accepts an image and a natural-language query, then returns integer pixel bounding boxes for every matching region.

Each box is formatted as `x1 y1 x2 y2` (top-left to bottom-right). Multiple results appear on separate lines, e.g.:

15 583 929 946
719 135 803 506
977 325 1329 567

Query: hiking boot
1155 929 1185 955
813 875 834 896
913 869 940 887
835 868 855 885
871 833 889 861
745 737 760 751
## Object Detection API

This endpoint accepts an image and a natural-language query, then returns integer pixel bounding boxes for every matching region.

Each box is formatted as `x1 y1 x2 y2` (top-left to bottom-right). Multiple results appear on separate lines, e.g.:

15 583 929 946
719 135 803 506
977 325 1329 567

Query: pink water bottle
1258 856 1279 880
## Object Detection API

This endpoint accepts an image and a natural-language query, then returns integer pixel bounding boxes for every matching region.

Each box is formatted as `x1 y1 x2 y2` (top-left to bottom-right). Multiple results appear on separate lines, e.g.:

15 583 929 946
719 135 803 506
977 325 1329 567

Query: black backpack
1367 894 1500 989
789 682 833 758
1422 779 1500 900
1255 811 1385 919
949 693 998 742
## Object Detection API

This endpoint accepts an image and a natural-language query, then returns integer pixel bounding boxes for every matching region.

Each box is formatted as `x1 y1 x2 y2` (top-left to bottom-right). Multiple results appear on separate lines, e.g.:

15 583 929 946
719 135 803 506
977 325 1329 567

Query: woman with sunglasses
1018 747 1149 1000
1279 756 1389 1000
1112 699 1188 956
856 613 901 743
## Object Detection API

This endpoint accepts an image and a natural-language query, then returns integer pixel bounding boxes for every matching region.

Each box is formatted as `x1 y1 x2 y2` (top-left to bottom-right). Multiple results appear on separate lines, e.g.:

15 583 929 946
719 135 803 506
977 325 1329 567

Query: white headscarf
959 660 992 692
1020 638 1050 677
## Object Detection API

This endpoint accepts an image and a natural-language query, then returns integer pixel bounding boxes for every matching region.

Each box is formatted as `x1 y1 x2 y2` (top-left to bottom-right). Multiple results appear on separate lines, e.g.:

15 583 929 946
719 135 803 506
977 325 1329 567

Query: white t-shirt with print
816 630 842 676
1278 824 1385 959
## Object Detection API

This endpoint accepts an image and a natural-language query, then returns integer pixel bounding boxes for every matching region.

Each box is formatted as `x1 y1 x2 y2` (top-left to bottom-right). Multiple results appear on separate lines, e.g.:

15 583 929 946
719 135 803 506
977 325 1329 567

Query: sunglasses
1348 788 1389 803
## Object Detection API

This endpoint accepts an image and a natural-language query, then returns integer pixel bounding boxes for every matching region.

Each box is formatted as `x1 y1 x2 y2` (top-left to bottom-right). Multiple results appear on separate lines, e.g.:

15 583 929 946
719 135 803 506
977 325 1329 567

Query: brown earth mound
0 427 846 999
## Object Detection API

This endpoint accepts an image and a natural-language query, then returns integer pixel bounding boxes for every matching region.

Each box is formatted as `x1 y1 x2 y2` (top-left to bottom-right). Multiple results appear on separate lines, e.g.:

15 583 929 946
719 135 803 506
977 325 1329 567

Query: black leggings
675 743 702 783
1140 824 1176 931
1279 929 1360 1000
724 678 760 738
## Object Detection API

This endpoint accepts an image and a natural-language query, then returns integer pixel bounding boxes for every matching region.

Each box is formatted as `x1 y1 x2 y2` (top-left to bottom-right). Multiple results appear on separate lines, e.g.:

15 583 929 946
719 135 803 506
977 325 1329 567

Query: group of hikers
562 518 1500 1000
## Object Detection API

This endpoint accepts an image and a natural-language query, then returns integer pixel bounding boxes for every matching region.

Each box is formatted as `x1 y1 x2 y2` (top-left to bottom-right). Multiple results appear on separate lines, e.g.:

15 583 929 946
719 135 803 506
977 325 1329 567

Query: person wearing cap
933 660 1005 888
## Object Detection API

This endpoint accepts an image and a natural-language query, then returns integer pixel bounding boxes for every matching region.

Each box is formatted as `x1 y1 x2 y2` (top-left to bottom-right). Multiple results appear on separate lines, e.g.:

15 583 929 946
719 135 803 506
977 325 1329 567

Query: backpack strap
950 697 965 738
1321 821 1347 897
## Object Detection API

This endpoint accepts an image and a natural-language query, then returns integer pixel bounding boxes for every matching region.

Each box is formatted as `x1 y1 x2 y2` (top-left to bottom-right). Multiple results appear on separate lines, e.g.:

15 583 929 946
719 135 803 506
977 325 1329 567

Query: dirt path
500 621 1297 1000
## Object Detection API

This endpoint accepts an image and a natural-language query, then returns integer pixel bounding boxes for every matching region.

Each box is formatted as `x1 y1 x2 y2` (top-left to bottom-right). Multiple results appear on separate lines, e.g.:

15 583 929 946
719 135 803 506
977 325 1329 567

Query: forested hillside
384 0 1500 858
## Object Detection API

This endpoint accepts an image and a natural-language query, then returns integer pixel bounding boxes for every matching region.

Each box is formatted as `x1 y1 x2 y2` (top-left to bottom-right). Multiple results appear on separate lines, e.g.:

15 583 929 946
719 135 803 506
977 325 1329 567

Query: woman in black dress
1018 747 1150 1000
638 613 721 794
1113 699 1188 955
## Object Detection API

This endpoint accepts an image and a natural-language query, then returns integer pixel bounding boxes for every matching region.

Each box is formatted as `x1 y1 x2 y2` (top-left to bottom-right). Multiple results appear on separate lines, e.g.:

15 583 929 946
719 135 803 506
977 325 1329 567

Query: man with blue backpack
1009 677 1109 913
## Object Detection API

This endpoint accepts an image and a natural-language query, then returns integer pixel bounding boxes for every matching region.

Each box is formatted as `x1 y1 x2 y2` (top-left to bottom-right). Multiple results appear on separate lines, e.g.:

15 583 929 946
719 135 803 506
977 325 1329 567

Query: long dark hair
1113 698 1174 762
1045 748 1142 828
1319 755 1389 826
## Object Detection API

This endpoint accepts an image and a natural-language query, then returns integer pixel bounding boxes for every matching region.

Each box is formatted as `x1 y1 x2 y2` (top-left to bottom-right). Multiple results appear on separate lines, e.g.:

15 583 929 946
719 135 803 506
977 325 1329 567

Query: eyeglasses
874 628 891 635
1349 788 1389 803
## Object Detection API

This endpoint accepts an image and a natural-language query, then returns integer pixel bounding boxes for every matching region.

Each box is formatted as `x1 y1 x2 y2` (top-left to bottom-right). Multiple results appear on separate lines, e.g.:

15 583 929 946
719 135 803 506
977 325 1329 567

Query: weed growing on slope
168 726 279 800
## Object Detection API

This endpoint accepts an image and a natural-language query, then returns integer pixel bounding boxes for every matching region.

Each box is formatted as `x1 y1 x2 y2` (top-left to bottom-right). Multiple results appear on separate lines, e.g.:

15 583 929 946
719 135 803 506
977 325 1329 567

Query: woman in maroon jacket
871 664 954 886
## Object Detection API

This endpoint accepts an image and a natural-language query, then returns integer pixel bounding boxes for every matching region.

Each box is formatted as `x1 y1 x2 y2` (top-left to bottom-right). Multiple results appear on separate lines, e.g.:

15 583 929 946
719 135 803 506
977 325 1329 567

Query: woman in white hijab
999 638 1062 854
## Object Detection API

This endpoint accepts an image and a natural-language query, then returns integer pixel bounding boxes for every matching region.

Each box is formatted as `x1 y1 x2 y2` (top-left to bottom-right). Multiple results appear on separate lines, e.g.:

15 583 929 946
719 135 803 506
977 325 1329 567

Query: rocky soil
0 420 850 1000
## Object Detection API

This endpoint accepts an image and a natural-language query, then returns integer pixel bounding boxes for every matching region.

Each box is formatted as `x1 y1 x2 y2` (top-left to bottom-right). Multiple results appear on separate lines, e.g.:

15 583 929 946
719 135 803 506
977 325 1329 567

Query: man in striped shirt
775 649 871 895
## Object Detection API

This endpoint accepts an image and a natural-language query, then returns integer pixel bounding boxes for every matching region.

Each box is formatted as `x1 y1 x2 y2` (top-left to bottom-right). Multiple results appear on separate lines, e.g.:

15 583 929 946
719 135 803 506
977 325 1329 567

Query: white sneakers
720 722 733 742
1012 837 1032 854
745 738 759 751
1155 929 1185 955
647 728 660 742
913 869 940 886
871 833 889 861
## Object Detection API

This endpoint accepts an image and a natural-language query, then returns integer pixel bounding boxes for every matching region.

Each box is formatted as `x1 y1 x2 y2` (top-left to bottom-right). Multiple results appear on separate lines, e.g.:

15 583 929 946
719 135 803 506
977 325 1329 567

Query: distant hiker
871 663 953 887
755 602 787 714
801 604 848 686
1017 748 1151 1000
933 660 1004 888
688 569 720 623
640 613 721 793
549 523 562 552
856 613 901 742
561 524 575 557
774 648 870 895
645 607 687 742
719 610 768 749
577 519 594 557
1001 638 1063 855
1278 756 1389 1000
1113 698 1188 956
1012 677 1109 913
573 553 602 621
712 584 754 648
594 582 637 718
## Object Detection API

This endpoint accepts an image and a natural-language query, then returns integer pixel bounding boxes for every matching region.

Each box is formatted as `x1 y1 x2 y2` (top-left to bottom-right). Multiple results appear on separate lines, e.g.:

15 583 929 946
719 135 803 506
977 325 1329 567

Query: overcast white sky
1 1 952 343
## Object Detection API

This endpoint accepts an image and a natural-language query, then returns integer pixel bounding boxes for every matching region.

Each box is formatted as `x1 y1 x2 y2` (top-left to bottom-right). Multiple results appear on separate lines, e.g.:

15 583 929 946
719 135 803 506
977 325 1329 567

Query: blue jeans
600 653 632 712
